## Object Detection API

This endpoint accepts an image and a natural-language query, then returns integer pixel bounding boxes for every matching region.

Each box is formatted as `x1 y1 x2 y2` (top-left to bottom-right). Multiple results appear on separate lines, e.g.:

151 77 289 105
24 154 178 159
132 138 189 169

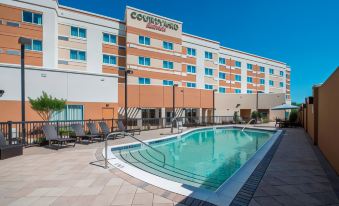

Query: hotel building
0 0 291 122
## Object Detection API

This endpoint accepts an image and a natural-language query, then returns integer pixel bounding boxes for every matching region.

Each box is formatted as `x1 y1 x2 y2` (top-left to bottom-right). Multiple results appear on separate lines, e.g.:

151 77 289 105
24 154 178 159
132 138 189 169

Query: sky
59 0 339 103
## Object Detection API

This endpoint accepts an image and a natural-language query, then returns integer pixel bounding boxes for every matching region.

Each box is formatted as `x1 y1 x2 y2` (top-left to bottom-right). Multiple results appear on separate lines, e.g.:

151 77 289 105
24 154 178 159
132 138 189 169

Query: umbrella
271 104 299 110
271 104 299 120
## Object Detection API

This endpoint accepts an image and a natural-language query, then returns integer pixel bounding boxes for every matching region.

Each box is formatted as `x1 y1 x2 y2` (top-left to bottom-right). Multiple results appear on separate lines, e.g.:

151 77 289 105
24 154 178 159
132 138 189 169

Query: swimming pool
106 126 281 205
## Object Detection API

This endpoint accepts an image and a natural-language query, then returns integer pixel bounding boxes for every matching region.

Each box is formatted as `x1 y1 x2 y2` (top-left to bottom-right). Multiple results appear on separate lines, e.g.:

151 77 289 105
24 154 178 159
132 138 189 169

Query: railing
120 132 166 167
0 116 233 146
242 118 256 132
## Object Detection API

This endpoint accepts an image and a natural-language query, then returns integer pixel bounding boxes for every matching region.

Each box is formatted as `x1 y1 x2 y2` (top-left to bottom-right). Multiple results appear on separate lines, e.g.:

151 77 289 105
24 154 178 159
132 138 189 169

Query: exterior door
102 107 114 119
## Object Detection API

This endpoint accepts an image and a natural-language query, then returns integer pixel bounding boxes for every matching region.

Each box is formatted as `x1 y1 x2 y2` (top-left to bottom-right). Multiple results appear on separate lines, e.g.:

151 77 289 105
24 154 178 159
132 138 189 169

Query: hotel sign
130 11 179 32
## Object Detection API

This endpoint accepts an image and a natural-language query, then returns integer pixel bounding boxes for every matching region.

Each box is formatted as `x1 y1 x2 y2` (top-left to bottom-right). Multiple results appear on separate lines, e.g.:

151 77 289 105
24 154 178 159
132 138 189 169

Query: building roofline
58 5 124 24
182 33 219 44
126 6 183 24
220 46 287 65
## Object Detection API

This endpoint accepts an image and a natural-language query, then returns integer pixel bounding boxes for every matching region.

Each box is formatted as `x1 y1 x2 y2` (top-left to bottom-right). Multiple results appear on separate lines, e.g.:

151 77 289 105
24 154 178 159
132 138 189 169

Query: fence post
8 121 12 145
56 121 59 136
111 118 114 131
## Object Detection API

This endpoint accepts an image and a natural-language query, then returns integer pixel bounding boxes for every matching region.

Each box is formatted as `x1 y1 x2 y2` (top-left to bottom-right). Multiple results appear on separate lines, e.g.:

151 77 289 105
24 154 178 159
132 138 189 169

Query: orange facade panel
118 85 213 109
102 44 126 56
127 26 182 44
0 51 42 66
226 59 235 66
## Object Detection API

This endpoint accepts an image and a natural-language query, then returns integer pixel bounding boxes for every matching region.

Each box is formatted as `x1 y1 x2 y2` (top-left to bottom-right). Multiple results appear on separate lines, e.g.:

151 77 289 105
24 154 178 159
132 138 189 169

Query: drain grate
230 131 284 206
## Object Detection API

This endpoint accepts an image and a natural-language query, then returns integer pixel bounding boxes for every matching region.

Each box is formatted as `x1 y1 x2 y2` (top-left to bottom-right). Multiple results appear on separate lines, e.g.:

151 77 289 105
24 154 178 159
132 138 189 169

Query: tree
28 91 66 121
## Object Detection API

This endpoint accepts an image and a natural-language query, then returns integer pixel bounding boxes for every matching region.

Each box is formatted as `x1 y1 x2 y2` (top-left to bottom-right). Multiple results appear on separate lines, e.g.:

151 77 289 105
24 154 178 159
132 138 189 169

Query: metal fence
0 116 233 146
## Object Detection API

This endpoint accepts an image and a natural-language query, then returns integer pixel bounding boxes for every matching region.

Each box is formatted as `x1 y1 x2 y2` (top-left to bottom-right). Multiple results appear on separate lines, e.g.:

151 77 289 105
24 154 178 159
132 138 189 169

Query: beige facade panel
127 55 181 72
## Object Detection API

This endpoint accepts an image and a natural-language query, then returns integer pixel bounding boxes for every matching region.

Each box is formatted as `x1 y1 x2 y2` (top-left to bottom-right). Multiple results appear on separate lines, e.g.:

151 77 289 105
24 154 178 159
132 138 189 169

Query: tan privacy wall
317 68 339 174
306 102 315 140
215 93 286 120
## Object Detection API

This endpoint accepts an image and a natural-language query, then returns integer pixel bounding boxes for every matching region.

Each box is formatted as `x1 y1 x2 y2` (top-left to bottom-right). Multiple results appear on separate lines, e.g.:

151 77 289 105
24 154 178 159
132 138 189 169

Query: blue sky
59 0 339 103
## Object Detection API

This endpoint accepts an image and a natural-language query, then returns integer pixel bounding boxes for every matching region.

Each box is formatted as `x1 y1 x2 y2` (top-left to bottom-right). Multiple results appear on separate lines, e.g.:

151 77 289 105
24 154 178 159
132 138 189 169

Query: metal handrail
106 132 166 167
242 118 256 132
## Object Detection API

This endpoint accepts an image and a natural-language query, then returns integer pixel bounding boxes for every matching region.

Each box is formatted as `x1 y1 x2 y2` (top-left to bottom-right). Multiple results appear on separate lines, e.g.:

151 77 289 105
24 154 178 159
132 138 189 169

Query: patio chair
275 118 283 127
71 124 102 143
98 121 124 139
0 130 23 159
118 120 141 135
87 122 105 141
42 125 75 150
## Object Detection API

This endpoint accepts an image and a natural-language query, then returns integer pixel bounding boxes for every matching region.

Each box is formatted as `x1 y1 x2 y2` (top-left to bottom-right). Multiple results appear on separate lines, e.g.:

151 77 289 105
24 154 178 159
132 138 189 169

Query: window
139 77 151 85
186 82 196 88
71 26 86 38
219 57 226 65
219 87 226 93
163 41 173 50
235 89 241 94
205 51 213 59
280 82 284 87
70 50 86 61
51 105 84 121
25 39 42 51
103 33 117 44
205 84 213 90
247 77 253 83
139 57 151 66
219 72 226 80
163 80 174 86
163 61 174 69
247 90 253 94
260 66 265 73
247 63 253 70
187 47 196 56
260 79 265 85
269 80 274 86
235 75 241 81
22 11 42 25
103 54 116 65
280 71 284 77
139 36 150 45
205 68 213 76
235 61 241 68
269 68 274 75
187 65 196 73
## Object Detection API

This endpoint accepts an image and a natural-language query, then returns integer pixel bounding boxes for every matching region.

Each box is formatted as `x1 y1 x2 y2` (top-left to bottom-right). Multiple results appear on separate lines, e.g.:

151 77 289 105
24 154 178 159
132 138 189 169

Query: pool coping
103 125 282 206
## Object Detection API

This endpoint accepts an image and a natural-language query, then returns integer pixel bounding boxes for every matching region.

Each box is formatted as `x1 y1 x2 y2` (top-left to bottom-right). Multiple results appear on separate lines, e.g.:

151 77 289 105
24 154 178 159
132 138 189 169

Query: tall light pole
212 89 217 125
18 37 31 145
171 84 178 133
124 69 133 131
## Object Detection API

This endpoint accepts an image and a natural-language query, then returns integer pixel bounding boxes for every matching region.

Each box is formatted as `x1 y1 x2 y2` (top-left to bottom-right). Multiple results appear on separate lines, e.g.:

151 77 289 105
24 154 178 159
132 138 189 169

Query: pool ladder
104 132 166 169
241 118 256 132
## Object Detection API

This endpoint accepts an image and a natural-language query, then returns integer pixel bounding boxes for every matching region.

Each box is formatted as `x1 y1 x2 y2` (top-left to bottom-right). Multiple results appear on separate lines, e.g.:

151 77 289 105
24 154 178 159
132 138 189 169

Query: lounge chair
42 125 75 150
87 122 105 141
71 124 102 143
118 120 141 135
98 121 124 139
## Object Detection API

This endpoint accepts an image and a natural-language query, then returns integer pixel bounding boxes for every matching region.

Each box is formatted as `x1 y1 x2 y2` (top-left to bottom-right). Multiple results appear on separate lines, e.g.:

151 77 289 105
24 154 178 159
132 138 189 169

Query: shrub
28 91 66 121
233 111 239 123
289 109 298 122
251 111 261 120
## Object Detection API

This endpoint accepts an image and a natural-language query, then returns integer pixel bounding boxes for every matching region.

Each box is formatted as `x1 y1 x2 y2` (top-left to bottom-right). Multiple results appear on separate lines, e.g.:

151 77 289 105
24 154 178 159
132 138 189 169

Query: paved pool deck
0 125 338 206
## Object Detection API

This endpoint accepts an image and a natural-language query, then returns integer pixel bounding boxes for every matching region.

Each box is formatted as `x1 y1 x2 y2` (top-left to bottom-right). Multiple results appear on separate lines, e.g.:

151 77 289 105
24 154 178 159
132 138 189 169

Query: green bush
251 111 261 119
289 109 298 122
233 111 239 123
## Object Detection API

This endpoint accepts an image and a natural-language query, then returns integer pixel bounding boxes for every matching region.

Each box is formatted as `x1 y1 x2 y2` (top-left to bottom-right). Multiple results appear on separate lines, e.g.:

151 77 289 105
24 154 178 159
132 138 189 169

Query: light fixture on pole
171 84 178 133
124 69 133 131
0 90 4 97
18 37 31 145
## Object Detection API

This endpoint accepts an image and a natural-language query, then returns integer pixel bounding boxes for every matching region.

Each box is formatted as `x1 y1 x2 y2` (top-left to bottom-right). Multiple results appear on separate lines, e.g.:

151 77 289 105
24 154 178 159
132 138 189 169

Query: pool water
113 127 274 191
